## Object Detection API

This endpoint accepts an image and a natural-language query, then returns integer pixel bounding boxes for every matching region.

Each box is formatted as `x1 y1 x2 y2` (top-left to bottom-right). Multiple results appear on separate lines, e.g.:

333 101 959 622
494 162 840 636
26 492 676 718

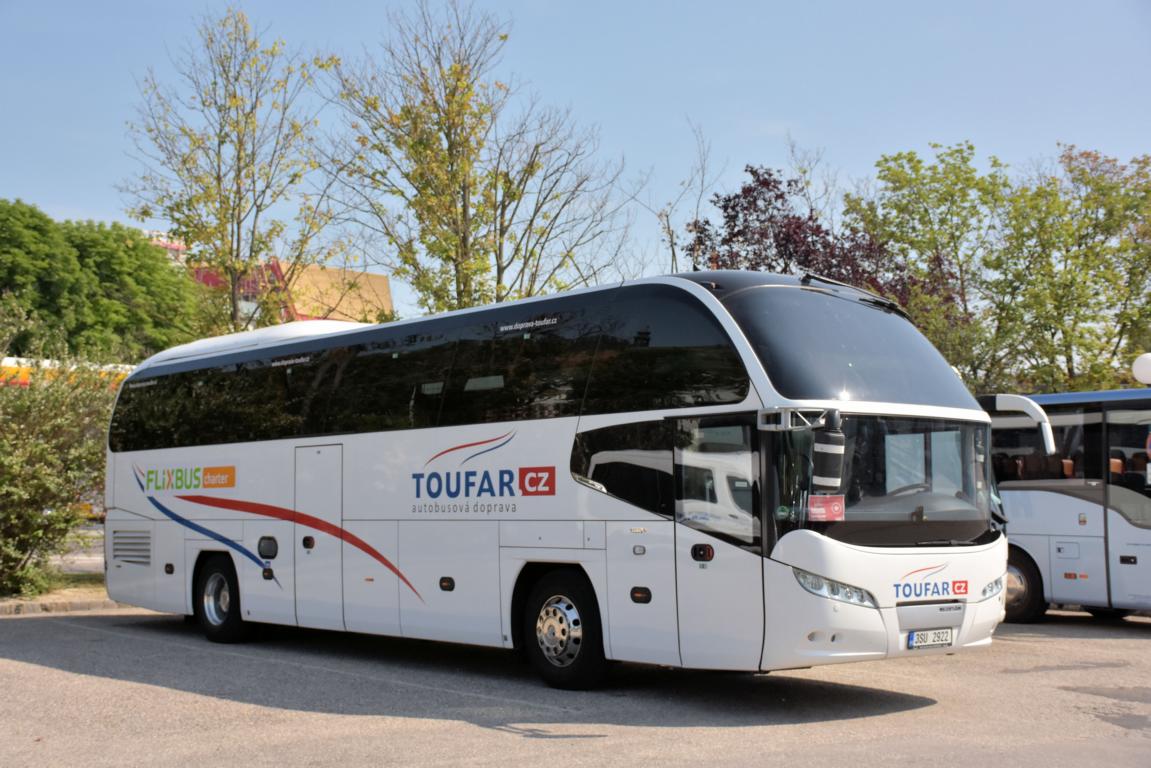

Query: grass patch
45 571 105 591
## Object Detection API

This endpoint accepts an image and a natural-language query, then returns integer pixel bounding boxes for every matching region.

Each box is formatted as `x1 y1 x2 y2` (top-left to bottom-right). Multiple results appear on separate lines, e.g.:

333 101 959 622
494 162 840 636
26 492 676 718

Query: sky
2 0 1149 316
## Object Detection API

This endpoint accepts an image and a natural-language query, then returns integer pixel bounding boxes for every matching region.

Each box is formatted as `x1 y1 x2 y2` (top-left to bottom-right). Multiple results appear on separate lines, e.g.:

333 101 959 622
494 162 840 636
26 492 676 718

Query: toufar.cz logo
411 432 555 514
892 563 968 600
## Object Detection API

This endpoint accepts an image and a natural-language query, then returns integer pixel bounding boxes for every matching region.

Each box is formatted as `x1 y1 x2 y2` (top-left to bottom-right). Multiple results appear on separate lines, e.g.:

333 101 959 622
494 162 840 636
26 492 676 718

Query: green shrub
1 305 115 596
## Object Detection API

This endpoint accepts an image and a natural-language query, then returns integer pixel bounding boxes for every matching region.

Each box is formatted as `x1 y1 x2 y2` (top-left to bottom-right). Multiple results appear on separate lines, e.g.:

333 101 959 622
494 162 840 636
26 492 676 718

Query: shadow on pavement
995 609 1151 642
0 611 935 733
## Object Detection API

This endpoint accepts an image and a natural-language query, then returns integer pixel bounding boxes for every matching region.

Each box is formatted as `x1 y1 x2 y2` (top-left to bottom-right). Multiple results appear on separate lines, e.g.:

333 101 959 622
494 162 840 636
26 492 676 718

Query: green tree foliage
844 143 1151 392
843 142 1012 390
126 8 343 332
60 220 203 357
0 199 89 355
0 308 115 596
0 199 201 361
328 0 625 313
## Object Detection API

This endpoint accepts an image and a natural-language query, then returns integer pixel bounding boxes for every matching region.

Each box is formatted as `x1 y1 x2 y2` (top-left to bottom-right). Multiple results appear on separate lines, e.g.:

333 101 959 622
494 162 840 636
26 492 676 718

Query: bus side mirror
812 409 845 492
979 394 1056 456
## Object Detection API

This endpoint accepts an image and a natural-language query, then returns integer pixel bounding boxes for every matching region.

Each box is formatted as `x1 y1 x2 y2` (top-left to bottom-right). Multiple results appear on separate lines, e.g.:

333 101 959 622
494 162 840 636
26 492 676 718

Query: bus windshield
773 416 994 547
724 287 978 409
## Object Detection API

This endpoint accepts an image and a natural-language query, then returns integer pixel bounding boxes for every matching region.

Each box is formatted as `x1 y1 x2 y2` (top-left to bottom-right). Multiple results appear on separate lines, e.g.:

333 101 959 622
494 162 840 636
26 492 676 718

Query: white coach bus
105 272 1007 688
988 389 1151 622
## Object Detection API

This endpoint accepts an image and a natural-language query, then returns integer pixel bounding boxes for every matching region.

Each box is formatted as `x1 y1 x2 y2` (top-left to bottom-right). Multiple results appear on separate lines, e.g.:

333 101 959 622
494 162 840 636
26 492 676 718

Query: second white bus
989 389 1151 622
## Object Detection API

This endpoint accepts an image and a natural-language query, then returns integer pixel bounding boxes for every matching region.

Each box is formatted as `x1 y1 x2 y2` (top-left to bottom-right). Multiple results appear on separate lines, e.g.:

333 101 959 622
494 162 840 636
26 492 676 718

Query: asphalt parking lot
1 609 1148 767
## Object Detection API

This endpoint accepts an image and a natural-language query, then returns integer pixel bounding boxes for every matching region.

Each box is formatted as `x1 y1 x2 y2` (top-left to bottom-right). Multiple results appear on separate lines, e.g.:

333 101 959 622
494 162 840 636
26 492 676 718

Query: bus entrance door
673 418 765 671
294 444 345 631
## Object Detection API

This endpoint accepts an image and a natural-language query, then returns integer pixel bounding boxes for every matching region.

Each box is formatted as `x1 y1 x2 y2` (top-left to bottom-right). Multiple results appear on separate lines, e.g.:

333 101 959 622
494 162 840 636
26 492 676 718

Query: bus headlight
982 575 1005 599
793 567 878 609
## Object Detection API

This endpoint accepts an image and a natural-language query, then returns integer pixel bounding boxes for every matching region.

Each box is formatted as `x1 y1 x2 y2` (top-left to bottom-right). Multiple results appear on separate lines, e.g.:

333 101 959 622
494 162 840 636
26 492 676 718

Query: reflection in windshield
774 416 993 547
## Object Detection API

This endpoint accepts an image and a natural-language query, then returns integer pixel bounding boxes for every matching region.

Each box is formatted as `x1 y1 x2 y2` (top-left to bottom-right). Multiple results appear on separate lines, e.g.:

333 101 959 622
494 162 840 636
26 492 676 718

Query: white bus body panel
294 444 344 631
604 521 680 666
343 521 400 636
763 530 1007 670
398 520 502 645
675 526 764 670
1000 489 1109 606
1109 510 1151 609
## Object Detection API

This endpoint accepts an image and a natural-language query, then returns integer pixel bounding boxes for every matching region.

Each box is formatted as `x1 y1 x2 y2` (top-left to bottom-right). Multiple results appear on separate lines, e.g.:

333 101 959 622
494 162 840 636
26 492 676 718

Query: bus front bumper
760 557 1007 671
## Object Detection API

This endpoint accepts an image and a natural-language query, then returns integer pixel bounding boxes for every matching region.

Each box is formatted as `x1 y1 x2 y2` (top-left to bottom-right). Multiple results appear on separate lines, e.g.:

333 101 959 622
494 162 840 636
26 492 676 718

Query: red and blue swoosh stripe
900 564 948 581
132 465 422 602
423 430 516 466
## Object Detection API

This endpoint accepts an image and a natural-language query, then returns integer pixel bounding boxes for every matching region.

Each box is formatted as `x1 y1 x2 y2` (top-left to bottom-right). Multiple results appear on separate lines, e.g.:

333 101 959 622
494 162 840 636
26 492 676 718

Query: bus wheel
523 570 606 690
1086 607 1132 621
195 554 249 643
1005 549 1046 623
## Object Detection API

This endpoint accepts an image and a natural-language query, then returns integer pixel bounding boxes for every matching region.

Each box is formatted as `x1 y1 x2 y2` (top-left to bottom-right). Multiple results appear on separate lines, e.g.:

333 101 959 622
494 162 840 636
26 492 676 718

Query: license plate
907 627 953 649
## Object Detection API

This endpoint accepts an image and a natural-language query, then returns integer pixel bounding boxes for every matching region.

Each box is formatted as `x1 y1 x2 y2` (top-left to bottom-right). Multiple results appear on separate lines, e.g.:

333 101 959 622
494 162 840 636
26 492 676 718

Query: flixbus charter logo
140 465 236 492
893 564 968 600
411 431 555 514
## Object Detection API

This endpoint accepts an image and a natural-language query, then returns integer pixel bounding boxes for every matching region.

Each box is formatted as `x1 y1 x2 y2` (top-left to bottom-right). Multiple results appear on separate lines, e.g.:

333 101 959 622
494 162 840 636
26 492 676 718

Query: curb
0 599 125 616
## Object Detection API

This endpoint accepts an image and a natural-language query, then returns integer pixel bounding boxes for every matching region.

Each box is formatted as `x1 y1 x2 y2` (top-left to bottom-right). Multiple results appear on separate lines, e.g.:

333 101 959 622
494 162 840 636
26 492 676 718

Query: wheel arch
1007 542 1045 599
509 562 601 653
190 549 236 615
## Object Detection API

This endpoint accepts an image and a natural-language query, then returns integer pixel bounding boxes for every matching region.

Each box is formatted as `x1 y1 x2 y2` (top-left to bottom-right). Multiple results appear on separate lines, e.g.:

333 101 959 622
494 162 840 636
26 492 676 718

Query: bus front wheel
523 570 606 690
1005 548 1047 623
194 554 249 643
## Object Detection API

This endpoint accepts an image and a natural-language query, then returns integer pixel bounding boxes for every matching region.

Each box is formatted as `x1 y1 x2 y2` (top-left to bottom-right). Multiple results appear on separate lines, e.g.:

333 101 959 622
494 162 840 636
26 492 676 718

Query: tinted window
324 329 455 433
1105 409 1151 529
582 285 749 414
991 406 1103 485
675 419 759 547
724 286 977 409
570 420 674 516
440 301 604 426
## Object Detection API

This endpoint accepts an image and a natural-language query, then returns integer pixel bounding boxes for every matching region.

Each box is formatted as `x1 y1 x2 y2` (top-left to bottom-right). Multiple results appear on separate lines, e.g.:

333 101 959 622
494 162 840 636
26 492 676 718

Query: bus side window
439 301 605 427
1105 410 1151 529
570 421 674 517
325 330 456 432
581 285 749 415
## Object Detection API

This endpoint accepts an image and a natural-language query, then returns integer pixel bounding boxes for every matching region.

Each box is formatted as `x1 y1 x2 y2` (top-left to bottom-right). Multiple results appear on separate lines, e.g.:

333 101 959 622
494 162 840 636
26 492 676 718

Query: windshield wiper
914 539 976 547
799 272 909 318
858 295 909 319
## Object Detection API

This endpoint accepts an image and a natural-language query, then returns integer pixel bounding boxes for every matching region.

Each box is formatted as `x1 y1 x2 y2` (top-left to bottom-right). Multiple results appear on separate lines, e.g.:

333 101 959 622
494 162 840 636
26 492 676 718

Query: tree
843 143 1013 390
125 8 342 332
685 165 899 297
0 199 90 355
0 200 201 361
60 221 204 359
991 148 1151 391
327 0 626 313
0 306 114 596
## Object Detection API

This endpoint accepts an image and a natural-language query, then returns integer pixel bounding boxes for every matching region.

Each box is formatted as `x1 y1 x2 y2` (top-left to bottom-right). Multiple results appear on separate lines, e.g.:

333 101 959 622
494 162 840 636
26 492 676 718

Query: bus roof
126 270 908 381
1026 388 1151 407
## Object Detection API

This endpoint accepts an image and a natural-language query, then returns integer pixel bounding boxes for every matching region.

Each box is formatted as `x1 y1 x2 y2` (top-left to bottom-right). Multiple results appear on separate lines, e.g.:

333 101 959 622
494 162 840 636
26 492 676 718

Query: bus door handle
691 544 714 562
302 536 315 550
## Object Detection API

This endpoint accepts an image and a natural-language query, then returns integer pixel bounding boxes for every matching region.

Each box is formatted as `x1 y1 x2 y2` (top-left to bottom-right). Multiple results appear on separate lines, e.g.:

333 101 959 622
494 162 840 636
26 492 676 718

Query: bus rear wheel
1005 548 1047 623
523 570 606 690
194 554 249 643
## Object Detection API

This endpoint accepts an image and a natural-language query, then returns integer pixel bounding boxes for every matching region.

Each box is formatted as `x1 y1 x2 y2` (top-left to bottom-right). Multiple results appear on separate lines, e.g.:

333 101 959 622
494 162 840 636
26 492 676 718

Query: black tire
1004 548 1047 623
1086 607 1133 621
194 554 249 643
523 569 606 690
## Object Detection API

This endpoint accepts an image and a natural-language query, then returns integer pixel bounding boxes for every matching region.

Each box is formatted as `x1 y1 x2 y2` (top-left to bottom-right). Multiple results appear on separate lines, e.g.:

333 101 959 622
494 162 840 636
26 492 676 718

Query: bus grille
111 530 151 566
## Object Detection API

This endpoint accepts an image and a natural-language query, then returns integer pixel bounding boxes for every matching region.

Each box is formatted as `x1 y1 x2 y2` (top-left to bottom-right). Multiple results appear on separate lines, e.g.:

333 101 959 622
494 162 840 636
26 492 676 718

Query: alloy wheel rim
535 594 583 668
1004 563 1028 610
203 572 230 627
